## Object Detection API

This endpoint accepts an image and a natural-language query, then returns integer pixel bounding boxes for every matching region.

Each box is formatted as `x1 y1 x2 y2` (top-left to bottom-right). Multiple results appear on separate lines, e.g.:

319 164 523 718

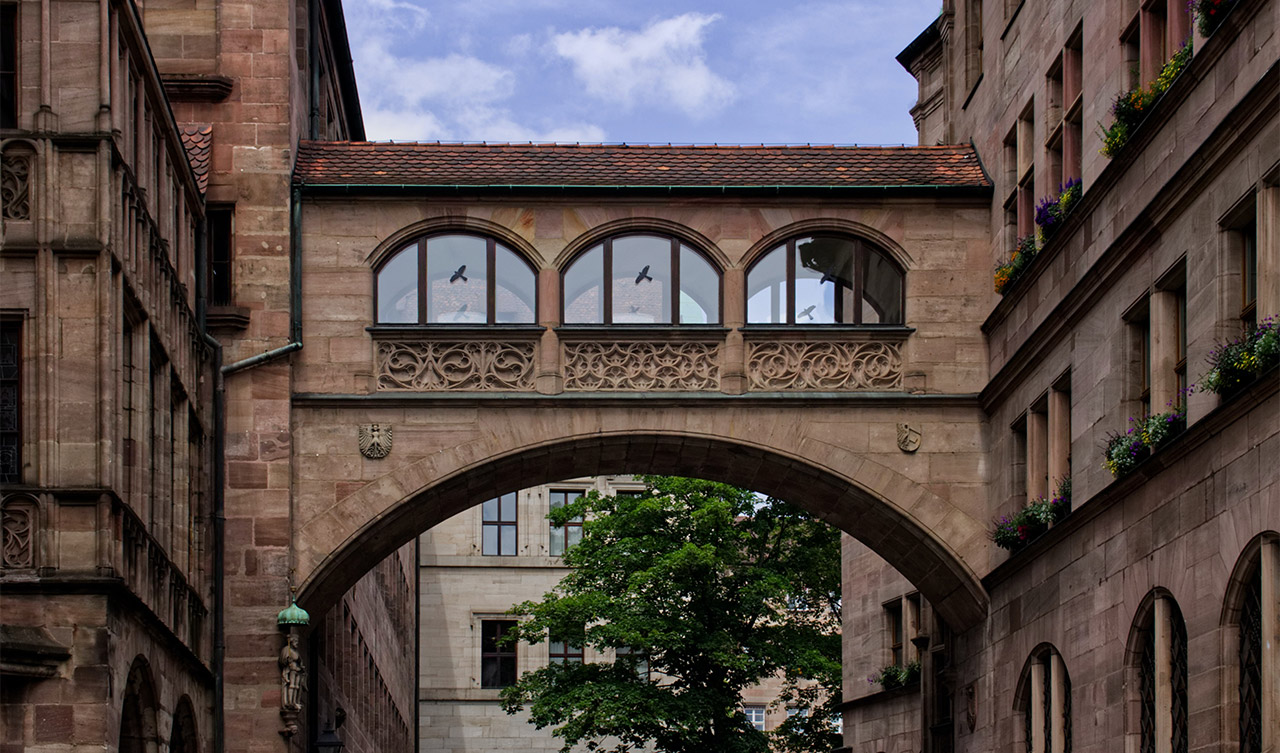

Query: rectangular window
0 318 19 483
481 492 517 556
1241 221 1258 331
616 646 649 680
965 0 983 91
207 206 234 307
548 489 583 556
121 318 136 499
548 635 583 665
744 705 766 731
480 620 517 688
1121 10 1141 91
0 4 17 129
1127 297 1153 416
1063 27 1084 184
887 601 904 667
1140 0 1167 84
1046 56 1064 193
1017 104 1035 240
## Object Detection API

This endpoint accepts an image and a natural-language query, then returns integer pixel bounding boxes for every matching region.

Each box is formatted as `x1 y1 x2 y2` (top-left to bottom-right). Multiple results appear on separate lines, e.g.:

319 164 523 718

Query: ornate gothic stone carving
747 341 902 391
377 341 535 391
358 424 393 459
1 499 34 568
563 342 720 391
1 153 31 221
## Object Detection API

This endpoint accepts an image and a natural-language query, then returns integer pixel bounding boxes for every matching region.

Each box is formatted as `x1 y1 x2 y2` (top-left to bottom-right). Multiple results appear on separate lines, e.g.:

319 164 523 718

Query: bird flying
635 265 652 284
799 305 817 320
450 265 468 283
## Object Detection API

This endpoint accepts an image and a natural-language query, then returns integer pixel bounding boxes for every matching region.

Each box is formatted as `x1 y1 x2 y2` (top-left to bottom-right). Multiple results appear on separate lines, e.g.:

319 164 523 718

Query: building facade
0 0 1276 752
841 1 1279 752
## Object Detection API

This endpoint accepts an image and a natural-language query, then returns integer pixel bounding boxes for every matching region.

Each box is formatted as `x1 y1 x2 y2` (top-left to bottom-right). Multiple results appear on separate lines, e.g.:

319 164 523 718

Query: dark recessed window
207 207 234 306
481 620 517 688
746 236 904 324
376 233 536 324
548 635 583 665
0 318 19 483
481 492 517 556
1 5 17 130
562 234 721 324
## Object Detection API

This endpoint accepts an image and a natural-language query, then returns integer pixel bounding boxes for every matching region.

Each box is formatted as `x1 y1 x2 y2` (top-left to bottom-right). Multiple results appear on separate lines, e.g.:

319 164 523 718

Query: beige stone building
417 475 832 752
1 0 1277 752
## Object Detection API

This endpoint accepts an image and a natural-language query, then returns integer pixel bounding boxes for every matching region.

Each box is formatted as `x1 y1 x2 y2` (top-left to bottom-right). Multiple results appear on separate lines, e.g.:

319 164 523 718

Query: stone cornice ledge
293 391 981 408
983 368 1277 589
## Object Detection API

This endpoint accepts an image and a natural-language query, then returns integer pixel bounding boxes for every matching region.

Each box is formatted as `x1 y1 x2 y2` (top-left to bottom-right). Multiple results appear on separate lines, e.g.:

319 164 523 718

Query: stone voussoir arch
294 427 990 631
741 217 915 271
553 216 732 271
363 214 547 271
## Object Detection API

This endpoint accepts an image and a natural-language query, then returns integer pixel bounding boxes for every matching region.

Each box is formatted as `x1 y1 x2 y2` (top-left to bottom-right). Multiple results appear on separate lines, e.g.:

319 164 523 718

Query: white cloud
551 13 736 118
343 0 605 142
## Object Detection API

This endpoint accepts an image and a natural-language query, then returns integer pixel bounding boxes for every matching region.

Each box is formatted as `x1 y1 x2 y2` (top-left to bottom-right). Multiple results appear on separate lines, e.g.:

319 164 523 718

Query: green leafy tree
499 476 843 753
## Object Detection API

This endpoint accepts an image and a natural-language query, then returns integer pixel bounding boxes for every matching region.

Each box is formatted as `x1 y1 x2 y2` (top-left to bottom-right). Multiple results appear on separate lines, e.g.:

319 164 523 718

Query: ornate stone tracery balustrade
375 330 539 391
746 340 903 391
368 326 908 394
563 340 721 391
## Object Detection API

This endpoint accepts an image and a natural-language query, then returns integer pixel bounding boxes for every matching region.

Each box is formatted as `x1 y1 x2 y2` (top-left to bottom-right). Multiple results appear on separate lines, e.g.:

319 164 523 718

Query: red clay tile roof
179 124 213 194
294 142 990 190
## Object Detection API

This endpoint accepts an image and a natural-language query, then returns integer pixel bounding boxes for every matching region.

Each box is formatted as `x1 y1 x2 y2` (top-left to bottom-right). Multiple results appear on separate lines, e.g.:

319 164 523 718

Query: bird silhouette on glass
457 304 468 313
635 265 652 284
798 305 817 320
449 265 468 283
629 305 640 314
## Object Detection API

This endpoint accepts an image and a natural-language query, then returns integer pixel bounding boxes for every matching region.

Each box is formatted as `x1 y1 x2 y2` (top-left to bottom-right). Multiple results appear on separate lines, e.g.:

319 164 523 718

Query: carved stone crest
358 424 393 459
896 423 921 453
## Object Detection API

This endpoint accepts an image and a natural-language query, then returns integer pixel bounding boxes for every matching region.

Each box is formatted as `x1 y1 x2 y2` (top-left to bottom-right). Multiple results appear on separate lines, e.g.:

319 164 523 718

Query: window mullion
786 239 796 325
670 237 680 324
486 237 496 324
603 239 613 324
417 239 427 324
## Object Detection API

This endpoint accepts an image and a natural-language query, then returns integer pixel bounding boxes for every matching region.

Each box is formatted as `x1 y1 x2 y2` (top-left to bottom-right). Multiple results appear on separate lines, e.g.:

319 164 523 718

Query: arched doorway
120 657 158 753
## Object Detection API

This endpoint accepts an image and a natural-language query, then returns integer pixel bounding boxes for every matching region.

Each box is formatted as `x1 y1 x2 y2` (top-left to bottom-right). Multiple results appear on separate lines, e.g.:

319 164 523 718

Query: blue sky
343 0 942 146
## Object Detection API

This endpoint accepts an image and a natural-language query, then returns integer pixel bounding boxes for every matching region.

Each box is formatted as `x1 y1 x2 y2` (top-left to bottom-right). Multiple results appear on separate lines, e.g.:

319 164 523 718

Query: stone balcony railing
369 325 909 394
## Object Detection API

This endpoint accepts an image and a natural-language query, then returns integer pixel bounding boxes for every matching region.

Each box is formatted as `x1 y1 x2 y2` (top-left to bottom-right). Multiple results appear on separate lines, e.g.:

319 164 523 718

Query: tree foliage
499 476 843 753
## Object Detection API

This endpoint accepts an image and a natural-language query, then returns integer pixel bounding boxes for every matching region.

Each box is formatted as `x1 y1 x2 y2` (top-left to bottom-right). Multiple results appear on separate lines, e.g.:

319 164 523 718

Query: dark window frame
548 634 584 665
481 492 518 556
480 619 518 689
374 232 539 325
559 232 724 325
206 206 234 307
0 4 17 130
0 317 20 484
746 235 906 325
548 489 583 557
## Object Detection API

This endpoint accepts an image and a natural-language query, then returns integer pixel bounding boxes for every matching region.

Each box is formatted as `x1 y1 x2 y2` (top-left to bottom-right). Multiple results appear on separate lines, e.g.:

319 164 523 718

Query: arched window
561 234 721 324
120 657 158 753
1228 534 1277 753
375 233 537 324
1131 593 1188 753
1018 645 1071 753
746 236 903 324
170 697 198 753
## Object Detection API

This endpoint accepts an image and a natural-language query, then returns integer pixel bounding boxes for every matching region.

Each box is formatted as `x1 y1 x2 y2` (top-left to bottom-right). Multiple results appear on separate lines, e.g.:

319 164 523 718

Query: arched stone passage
295 430 989 630
120 657 159 753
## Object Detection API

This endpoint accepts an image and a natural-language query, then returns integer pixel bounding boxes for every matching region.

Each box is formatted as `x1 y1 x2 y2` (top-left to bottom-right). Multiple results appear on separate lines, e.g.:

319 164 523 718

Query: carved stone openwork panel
1 497 35 568
1 152 31 221
747 341 902 391
377 341 536 391
563 341 720 391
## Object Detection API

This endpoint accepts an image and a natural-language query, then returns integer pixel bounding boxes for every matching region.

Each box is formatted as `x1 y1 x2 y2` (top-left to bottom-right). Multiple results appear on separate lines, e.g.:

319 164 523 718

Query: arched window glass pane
495 243 535 324
795 237 855 324
679 245 719 324
863 249 904 324
612 236 671 324
564 245 604 324
427 235 487 323
377 243 419 323
747 246 787 324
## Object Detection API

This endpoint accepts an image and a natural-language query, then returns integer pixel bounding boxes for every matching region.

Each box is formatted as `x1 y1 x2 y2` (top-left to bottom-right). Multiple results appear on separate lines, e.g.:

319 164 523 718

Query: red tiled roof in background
294 142 990 190
179 124 213 194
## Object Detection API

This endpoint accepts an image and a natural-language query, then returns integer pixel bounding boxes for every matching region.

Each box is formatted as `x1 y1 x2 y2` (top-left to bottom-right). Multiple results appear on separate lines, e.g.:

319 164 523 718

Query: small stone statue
279 632 306 730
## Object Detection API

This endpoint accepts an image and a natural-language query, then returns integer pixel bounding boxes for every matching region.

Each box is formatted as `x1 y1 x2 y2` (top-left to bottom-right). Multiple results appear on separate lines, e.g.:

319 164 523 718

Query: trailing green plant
1197 317 1279 396
990 477 1072 551
1102 402 1187 478
867 660 921 690
1190 0 1238 37
1100 41 1193 158
994 235 1039 294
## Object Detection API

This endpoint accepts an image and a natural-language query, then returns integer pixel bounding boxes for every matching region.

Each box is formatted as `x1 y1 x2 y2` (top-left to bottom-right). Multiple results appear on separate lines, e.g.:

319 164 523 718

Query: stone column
1029 660 1047 753
1154 596 1173 753
536 267 562 394
1258 185 1279 322
1026 410 1048 502
1149 290 1179 412
1050 652 1067 753
1047 388 1070 493
1262 539 1278 752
